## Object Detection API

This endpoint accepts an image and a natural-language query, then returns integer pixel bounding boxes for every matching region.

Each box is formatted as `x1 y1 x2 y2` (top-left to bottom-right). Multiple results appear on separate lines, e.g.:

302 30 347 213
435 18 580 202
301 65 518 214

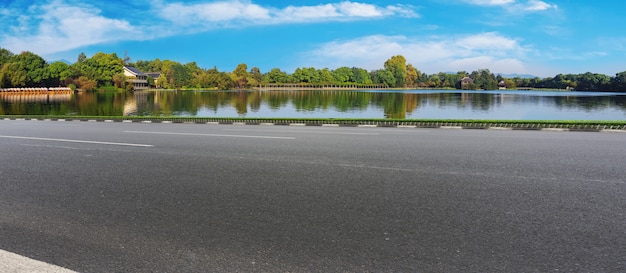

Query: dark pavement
1 120 625 272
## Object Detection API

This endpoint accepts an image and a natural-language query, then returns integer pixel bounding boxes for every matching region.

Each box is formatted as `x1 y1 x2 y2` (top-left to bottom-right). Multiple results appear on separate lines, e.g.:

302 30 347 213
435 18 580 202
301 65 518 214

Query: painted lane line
0 249 78 273
124 130 296 140
0 135 154 147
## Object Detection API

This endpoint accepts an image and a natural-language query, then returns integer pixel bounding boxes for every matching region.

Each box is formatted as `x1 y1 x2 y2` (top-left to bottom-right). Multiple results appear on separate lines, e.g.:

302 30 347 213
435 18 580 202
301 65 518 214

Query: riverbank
3 115 625 132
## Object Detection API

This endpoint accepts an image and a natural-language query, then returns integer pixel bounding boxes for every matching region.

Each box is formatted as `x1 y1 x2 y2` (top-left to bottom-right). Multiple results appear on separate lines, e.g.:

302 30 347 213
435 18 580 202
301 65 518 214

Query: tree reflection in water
1 90 625 120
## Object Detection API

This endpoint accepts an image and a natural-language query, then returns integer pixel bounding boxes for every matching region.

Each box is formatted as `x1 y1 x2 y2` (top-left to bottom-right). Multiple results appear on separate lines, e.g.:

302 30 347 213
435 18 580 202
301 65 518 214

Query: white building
123 66 149 90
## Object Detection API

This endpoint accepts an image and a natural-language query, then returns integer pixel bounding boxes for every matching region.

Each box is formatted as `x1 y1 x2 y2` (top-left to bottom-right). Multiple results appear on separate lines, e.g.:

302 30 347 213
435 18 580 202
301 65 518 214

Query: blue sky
1 0 624 77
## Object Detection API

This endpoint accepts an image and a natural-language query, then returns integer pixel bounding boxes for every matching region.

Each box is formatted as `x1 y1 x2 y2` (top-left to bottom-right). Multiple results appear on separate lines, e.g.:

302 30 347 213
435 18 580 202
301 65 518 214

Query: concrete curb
2 118 625 133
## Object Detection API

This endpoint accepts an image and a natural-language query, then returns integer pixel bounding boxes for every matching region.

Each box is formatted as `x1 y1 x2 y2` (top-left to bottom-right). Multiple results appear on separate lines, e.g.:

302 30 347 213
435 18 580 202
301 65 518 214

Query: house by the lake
123 66 149 90
144 72 162 88
460 77 474 89
498 80 507 90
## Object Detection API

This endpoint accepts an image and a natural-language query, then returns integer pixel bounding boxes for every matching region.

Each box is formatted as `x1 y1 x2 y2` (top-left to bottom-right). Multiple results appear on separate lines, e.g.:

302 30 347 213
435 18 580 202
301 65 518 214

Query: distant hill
50 59 72 65
497 73 537 79
444 72 538 79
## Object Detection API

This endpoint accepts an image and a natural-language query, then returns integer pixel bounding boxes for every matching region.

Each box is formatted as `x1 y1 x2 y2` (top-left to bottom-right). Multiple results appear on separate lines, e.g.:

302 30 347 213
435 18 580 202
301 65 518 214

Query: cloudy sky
1 0 624 77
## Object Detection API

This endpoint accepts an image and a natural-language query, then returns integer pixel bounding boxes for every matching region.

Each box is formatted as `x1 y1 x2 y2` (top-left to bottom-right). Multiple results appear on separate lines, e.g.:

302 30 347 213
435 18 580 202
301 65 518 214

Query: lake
1 90 625 120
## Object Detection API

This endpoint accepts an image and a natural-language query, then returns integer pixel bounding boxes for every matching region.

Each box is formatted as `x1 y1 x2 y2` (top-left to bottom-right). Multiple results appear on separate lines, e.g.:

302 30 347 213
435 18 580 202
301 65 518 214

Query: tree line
1 48 625 92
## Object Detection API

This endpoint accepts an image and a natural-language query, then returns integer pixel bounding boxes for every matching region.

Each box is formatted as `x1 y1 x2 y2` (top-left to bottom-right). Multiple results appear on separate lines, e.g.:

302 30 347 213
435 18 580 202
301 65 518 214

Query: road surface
1 120 625 272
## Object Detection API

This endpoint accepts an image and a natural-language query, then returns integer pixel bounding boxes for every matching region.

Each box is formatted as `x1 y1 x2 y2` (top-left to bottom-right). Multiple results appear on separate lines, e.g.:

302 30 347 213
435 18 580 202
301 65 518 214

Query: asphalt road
1 120 625 272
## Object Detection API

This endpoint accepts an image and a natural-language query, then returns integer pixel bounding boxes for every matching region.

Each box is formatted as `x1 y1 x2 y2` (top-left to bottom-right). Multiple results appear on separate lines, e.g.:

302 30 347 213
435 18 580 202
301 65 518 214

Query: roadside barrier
2 116 624 132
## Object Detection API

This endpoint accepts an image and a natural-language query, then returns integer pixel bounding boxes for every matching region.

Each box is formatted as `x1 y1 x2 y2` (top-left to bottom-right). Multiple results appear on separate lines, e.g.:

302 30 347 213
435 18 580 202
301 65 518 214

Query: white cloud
449 56 526 73
302 33 531 74
1 0 141 56
463 0 516 6
524 0 557 11
159 1 270 26
158 0 419 26
463 0 557 12
0 0 418 58
455 32 519 50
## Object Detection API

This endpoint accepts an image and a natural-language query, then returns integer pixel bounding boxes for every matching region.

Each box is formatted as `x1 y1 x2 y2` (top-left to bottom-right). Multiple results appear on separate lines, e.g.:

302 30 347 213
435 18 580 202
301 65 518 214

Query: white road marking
0 135 154 147
124 130 296 140
0 249 78 273
20 143 83 150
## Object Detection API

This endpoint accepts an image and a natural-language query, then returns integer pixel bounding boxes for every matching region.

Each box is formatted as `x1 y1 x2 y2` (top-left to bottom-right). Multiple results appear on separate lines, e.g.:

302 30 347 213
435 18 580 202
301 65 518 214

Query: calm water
1 90 625 120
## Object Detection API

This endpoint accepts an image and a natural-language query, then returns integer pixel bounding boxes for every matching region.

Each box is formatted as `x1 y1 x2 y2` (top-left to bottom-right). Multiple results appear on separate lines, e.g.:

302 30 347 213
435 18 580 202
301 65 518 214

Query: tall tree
405 64 419 87
250 67 262 85
77 52 87 63
232 63 249 88
612 71 626 91
384 55 407 88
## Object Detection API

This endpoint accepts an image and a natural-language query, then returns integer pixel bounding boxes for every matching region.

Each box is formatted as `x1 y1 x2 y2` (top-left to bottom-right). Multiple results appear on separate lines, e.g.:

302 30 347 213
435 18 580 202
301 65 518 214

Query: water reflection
1 90 625 120
0 93 72 103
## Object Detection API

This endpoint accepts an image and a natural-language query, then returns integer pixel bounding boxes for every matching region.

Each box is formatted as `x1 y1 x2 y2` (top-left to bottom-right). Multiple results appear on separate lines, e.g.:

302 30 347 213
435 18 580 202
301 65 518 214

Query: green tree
612 71 626 91
384 55 407 88
44 61 70 86
405 64 418 87
112 73 128 89
371 69 395 87
0 51 48 87
351 67 372 84
332 66 353 83
250 67 262 84
156 74 168 88
503 78 517 89
427 74 442 88
134 59 163 72
576 72 610 91
232 63 249 88
0 48 14 66
0 62 27 87
318 68 334 84
293 67 320 83
77 52 87 63
75 76 97 91
263 68 291 83
470 69 497 90
160 60 191 88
